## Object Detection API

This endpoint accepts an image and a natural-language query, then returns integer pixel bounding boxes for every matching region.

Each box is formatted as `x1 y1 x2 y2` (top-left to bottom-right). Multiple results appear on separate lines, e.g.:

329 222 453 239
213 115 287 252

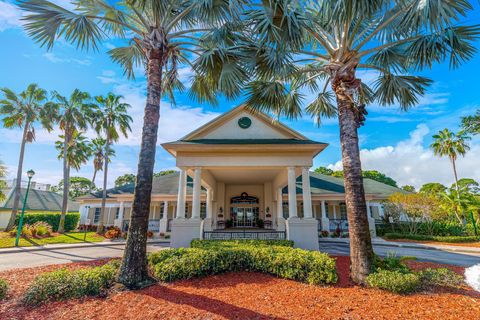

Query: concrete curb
318 238 480 254
0 240 170 255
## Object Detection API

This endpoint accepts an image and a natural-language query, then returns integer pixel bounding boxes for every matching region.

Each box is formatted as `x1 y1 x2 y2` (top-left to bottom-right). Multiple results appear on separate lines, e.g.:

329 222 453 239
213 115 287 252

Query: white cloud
43 52 92 66
0 1 22 31
328 124 480 188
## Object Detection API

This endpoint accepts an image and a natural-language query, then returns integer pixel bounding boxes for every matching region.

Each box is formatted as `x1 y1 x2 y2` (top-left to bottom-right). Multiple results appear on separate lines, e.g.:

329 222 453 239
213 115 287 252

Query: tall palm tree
431 128 470 223
19 0 240 287
0 84 54 230
48 89 93 233
195 1 479 283
91 93 132 234
88 137 115 193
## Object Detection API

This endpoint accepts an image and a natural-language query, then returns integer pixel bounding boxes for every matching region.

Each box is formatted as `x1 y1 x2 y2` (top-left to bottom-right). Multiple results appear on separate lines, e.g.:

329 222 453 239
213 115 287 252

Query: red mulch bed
0 257 478 320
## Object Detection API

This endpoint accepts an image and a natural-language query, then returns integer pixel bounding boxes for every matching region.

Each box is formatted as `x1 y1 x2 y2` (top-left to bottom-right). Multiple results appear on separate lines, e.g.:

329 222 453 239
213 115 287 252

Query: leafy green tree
461 109 480 135
401 185 415 193
455 178 479 195
20 0 240 287
115 174 136 187
0 160 7 202
52 176 94 199
314 167 334 175
49 89 93 233
419 183 447 195
0 83 54 231
89 137 115 192
214 0 479 283
91 93 132 233
153 170 177 177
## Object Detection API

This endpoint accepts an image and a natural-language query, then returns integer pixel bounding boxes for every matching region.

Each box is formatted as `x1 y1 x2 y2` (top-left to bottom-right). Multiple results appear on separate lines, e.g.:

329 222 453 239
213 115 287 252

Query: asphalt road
0 241 479 271
0 243 170 271
319 242 480 267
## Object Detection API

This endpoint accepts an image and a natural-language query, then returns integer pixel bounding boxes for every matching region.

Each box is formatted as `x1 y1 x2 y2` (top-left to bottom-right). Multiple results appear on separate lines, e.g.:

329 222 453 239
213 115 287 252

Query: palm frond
305 91 336 126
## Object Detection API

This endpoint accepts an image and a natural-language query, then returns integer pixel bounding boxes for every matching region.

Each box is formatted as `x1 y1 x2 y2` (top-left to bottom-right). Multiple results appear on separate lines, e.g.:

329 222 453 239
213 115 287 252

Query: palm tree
48 89 93 233
91 93 132 234
19 0 240 287
462 109 480 135
0 84 54 231
88 137 115 193
197 1 479 283
431 128 470 223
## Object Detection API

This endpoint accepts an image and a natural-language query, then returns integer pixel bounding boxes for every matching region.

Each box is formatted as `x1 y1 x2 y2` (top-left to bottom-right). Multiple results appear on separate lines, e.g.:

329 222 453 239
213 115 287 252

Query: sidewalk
319 237 480 254
0 239 171 254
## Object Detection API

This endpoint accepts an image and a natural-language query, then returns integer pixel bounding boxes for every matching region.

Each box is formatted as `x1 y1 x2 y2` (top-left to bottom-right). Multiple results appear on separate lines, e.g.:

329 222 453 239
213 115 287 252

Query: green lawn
0 232 105 248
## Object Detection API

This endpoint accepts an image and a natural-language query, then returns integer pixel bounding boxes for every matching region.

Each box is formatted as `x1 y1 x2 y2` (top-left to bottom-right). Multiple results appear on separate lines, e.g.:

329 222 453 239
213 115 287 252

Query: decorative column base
158 218 168 235
276 217 286 232
321 217 330 232
286 217 319 251
203 218 213 232
170 218 202 248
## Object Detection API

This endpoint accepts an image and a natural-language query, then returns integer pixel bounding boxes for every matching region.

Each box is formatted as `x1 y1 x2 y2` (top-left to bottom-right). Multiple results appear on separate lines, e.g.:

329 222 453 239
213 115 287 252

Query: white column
301 167 313 219
191 167 202 219
320 200 329 232
206 188 212 219
287 167 298 218
333 204 337 219
176 168 187 219
159 200 169 234
114 202 124 228
366 201 377 237
277 188 283 219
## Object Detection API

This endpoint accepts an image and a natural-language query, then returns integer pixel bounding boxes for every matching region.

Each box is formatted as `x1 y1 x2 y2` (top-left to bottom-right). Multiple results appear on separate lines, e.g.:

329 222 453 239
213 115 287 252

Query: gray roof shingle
1 187 79 212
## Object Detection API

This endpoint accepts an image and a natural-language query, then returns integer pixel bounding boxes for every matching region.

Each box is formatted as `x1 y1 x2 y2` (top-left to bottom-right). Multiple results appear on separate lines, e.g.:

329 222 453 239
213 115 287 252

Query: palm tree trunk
336 94 374 284
6 122 29 231
118 52 163 288
97 140 110 234
58 131 70 233
90 169 97 193
451 157 465 225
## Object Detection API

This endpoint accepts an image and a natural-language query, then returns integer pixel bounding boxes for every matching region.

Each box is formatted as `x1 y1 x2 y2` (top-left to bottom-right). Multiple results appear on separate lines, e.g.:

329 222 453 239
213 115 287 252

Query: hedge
15 212 80 232
0 279 7 300
383 233 480 243
149 243 337 285
23 260 120 306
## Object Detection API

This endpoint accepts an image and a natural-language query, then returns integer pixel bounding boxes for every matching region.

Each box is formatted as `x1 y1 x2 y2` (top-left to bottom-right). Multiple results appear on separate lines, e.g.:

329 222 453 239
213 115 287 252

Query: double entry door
232 207 259 227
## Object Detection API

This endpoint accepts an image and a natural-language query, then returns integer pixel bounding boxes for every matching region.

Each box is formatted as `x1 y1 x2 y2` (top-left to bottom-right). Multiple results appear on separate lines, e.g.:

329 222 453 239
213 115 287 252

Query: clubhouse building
78 105 402 249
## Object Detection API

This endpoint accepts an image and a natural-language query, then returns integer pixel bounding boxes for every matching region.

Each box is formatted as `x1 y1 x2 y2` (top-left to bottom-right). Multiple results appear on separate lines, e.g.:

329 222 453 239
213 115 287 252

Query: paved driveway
0 242 169 271
319 241 480 267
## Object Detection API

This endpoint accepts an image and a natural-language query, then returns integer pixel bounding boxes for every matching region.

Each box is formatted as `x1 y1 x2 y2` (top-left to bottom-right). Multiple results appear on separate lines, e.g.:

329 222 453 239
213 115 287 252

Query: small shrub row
383 233 479 243
377 221 470 237
190 239 294 249
367 256 464 294
149 244 337 285
9 221 53 238
0 279 8 300
23 260 120 306
15 213 80 232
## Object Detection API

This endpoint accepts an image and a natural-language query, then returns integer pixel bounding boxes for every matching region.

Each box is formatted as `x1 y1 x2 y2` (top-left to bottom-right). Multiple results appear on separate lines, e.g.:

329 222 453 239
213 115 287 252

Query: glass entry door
232 207 259 227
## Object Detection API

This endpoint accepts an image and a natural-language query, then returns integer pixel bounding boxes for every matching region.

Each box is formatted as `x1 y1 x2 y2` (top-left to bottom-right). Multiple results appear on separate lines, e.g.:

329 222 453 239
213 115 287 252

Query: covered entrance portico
162 105 327 250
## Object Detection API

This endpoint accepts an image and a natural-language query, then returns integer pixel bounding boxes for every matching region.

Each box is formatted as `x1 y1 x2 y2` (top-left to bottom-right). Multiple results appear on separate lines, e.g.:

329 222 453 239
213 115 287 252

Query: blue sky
1 0 480 189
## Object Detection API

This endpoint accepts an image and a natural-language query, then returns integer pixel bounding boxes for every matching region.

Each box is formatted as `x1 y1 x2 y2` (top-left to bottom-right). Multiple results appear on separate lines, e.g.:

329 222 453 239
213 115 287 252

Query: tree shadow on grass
141 284 286 320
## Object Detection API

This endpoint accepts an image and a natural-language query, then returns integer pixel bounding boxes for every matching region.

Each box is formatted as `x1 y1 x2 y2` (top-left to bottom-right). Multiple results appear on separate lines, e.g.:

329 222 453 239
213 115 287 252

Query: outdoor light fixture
15 169 35 246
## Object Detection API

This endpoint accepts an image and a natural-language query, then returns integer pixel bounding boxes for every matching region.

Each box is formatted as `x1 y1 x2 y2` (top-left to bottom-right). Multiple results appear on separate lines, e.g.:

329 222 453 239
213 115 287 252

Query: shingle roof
1 187 79 212
165 139 326 145
88 171 403 199
282 172 405 196
91 172 205 198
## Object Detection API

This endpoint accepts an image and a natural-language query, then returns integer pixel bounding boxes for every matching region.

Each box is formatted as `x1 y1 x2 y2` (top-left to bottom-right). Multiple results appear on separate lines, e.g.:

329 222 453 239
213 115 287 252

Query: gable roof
1 187 79 212
181 104 309 141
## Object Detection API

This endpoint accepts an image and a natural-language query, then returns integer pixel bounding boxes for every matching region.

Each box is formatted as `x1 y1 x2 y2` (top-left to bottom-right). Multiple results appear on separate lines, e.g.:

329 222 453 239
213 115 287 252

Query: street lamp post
15 169 35 247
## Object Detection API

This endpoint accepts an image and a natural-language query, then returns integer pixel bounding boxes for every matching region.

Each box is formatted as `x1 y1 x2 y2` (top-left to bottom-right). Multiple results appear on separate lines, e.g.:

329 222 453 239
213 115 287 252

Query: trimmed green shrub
190 239 294 249
366 270 421 294
15 212 80 232
383 233 479 243
23 260 120 306
373 254 410 273
149 245 337 285
0 279 8 300
418 268 464 288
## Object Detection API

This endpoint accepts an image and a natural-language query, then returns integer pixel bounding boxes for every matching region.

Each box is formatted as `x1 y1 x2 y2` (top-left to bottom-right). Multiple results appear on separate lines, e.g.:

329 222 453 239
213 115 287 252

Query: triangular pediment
182 105 307 141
